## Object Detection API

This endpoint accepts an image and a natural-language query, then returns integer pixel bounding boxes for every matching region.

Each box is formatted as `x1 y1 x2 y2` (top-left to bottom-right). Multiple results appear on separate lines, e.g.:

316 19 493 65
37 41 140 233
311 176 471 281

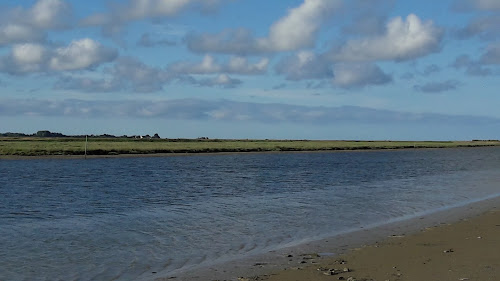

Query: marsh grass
0 137 499 156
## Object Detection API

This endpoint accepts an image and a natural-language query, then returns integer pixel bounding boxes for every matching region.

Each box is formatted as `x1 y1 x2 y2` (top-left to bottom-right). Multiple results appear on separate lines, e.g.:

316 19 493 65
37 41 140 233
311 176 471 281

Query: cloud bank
1 98 498 126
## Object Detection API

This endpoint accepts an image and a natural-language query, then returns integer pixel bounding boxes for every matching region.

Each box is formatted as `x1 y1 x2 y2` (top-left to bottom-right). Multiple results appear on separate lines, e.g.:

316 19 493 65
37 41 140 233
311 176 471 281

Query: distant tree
36 130 51 137
98 134 116 138
35 130 65 137
0 132 29 137
153 133 160 139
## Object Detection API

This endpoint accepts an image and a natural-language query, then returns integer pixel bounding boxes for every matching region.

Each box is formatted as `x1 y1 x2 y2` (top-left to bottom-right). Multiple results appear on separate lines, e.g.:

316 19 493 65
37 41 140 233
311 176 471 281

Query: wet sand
153 196 500 281
258 207 500 281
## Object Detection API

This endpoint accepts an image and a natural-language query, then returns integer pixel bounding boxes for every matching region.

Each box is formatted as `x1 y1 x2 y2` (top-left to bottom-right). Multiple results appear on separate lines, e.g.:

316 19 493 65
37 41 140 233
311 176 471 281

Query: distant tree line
0 131 162 139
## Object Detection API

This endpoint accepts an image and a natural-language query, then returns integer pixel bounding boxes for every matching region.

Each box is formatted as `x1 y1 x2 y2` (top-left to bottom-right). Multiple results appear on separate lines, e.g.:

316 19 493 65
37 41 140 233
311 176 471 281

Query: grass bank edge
1 138 499 156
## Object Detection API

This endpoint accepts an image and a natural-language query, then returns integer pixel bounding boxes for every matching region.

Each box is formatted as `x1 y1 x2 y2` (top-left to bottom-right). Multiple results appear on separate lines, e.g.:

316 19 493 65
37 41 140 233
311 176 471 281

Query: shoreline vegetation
1 131 500 157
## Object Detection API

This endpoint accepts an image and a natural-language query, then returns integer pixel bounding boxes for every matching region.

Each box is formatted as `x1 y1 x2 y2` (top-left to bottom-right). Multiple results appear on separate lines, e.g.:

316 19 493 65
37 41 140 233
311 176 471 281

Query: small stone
343 267 350 272
347 277 356 281
287 254 293 257
338 277 345 280
443 249 454 253
324 269 339 275
336 259 347 264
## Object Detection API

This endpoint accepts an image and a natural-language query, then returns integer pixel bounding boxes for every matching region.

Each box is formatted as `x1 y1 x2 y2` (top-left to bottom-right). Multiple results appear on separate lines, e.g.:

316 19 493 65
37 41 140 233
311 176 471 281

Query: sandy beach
157 196 500 281
256 208 500 281
228 206 499 281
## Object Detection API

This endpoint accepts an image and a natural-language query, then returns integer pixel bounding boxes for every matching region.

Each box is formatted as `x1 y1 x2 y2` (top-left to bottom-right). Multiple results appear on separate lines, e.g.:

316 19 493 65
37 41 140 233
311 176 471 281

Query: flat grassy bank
1 137 499 157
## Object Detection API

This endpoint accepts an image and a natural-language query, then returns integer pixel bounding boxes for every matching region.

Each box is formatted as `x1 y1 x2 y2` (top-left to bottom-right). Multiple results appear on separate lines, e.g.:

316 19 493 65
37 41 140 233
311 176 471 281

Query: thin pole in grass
84 135 88 159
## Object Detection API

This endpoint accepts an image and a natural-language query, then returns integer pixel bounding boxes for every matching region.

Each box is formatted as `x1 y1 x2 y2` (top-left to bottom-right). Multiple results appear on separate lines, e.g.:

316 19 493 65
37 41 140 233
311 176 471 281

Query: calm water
1 147 500 280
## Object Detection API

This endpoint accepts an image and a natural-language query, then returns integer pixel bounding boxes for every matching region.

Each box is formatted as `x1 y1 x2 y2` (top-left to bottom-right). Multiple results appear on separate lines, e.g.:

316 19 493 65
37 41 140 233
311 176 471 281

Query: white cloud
55 55 255 93
0 0 71 45
55 76 121 93
56 57 173 93
262 0 342 51
184 74 243 88
332 63 392 88
480 43 500 64
30 0 72 29
186 0 342 54
170 55 221 74
339 0 395 36
122 0 191 20
2 98 498 128
186 28 262 55
137 33 176 47
275 51 332 80
82 0 227 35
3 44 49 73
275 51 392 88
12 44 47 65
455 0 500 11
474 0 500 10
333 14 442 62
456 15 500 40
0 24 45 46
227 56 269 74
423 64 441 76
168 55 269 75
0 39 117 75
451 43 500 77
80 13 109 27
211 74 242 87
110 57 172 92
49 39 117 71
451 54 494 76
413 80 461 93
82 0 192 26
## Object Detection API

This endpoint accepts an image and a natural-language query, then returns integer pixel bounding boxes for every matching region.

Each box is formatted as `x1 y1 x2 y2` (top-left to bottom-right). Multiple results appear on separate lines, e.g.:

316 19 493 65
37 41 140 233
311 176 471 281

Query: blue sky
1 0 499 140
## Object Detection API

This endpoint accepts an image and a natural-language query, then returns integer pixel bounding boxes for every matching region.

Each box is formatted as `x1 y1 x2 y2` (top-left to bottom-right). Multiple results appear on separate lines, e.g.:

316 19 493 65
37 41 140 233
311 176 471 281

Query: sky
0 0 499 140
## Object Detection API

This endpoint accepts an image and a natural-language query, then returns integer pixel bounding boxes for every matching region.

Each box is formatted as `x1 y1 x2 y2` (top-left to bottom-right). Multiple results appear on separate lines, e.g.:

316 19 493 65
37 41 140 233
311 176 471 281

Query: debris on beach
335 258 347 264
237 276 267 281
317 267 350 276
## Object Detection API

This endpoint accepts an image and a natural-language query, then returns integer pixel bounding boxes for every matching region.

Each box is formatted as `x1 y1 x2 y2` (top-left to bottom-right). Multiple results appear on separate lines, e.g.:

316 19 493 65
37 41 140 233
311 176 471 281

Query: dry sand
244 208 500 281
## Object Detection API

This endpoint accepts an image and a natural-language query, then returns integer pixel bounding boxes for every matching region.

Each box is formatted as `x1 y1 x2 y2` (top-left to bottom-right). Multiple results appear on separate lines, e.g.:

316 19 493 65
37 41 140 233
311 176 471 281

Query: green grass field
1 137 499 157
